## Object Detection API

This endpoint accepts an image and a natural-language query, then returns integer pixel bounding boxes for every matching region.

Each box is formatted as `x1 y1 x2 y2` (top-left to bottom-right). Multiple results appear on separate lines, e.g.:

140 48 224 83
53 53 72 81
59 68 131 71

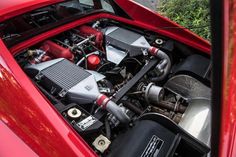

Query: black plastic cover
172 55 211 85
108 114 210 157
108 120 176 157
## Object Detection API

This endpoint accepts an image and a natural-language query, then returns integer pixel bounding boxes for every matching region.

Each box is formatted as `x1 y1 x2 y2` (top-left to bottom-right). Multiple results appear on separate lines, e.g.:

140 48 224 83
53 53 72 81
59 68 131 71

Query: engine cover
108 114 210 157
109 120 175 157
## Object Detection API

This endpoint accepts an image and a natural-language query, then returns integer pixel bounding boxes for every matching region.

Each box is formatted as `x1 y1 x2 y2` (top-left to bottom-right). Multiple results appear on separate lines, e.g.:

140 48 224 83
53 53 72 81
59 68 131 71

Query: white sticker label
77 116 97 131
141 135 164 157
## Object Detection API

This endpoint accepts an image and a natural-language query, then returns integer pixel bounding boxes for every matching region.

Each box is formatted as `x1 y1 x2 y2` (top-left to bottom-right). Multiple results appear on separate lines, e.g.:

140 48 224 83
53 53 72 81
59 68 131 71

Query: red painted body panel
10 12 210 56
0 0 64 22
0 121 38 156
115 0 211 54
219 0 236 157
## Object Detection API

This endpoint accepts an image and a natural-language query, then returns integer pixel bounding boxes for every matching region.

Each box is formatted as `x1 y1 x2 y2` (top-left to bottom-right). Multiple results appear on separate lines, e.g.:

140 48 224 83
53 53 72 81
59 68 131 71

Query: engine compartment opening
15 18 211 157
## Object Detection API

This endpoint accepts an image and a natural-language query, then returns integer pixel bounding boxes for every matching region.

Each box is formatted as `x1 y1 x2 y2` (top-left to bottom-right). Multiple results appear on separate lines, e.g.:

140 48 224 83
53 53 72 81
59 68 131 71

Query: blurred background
135 0 210 41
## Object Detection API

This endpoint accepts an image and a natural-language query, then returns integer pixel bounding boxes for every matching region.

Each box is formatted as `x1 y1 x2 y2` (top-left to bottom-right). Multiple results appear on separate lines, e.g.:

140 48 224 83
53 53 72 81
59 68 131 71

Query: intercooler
25 58 100 104
104 27 151 57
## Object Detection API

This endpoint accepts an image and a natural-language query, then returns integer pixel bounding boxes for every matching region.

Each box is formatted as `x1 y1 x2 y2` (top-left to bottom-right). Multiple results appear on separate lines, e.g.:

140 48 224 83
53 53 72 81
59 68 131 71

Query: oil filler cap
87 54 101 70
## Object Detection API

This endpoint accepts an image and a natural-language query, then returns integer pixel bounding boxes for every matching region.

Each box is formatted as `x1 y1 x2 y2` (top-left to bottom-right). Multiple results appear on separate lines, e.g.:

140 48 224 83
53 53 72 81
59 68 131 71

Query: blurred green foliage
158 0 211 41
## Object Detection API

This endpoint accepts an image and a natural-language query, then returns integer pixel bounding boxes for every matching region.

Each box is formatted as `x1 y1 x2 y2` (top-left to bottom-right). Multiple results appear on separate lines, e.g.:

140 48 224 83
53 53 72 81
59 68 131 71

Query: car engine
16 19 211 157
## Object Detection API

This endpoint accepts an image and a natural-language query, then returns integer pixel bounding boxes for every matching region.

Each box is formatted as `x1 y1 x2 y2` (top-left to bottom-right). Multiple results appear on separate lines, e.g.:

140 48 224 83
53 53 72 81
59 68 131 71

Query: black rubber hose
121 101 143 115
105 118 111 139
151 50 171 82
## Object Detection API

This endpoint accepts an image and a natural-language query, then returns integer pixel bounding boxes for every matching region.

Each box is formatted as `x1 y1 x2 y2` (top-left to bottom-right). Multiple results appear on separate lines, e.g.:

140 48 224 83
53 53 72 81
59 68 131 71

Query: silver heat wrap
165 75 211 146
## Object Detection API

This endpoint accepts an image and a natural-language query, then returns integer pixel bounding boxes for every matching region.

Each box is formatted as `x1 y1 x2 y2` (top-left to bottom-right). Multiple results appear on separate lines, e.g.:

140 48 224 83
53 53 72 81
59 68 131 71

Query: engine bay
15 19 211 157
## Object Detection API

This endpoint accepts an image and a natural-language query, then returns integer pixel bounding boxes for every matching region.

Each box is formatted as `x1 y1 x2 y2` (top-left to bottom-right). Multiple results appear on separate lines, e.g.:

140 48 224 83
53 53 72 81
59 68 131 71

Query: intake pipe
96 94 130 124
41 40 74 61
67 74 130 124
77 25 103 49
148 47 171 81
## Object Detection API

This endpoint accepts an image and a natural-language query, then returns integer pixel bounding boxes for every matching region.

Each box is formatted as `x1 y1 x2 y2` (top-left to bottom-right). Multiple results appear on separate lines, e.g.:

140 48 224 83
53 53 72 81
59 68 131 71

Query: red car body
218 0 236 157
0 0 232 156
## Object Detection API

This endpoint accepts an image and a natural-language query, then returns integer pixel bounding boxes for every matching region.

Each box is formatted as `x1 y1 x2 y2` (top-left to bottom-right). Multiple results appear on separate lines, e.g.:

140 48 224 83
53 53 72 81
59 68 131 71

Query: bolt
72 109 77 115
98 140 105 146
